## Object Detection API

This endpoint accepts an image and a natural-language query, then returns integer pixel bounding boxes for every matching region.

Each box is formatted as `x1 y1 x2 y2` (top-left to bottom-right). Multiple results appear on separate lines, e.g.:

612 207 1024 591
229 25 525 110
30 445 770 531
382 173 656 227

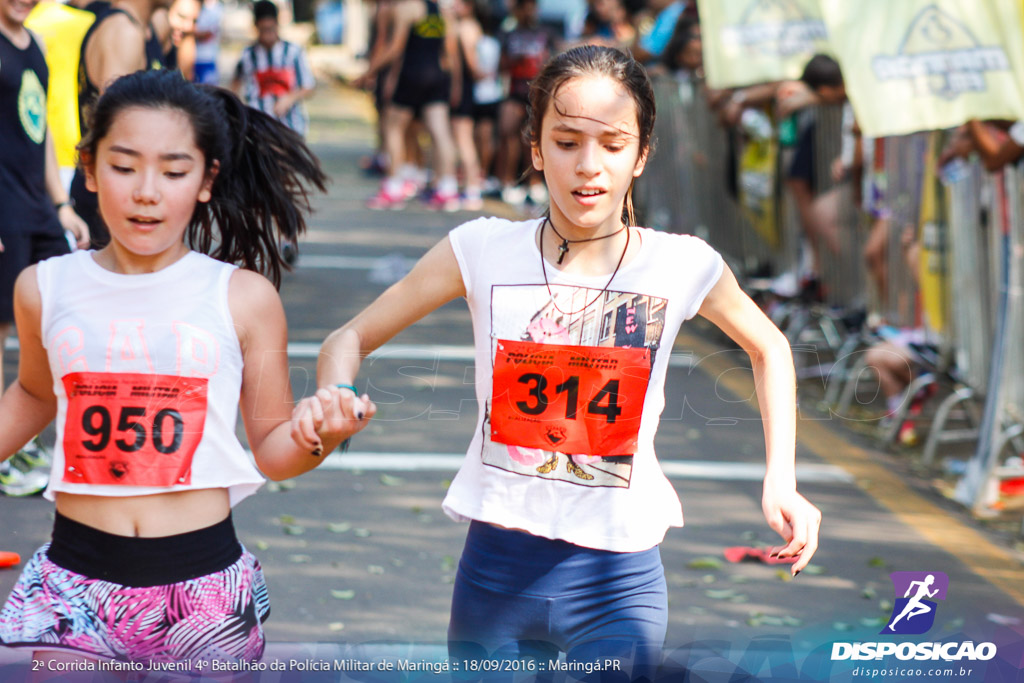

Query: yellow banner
917 132 949 335
820 0 1024 138
738 114 780 249
697 0 831 89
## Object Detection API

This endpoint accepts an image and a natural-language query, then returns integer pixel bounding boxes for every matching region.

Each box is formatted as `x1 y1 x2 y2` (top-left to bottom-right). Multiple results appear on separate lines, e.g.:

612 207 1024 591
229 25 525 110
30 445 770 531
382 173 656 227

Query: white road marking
275 451 852 483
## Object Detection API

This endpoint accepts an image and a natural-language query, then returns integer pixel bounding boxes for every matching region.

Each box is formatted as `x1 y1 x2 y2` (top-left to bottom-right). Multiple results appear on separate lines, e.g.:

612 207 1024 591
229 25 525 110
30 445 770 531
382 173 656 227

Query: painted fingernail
312 446 323 457
794 570 801 577
357 412 364 420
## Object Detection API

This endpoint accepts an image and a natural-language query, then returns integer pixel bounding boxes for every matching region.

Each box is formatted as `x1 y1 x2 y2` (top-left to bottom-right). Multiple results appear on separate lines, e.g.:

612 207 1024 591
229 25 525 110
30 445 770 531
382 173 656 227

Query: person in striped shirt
232 0 315 136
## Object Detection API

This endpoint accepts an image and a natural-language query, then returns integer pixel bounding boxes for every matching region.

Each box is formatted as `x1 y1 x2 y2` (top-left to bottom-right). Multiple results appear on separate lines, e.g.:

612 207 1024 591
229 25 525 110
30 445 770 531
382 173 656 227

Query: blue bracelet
334 385 359 454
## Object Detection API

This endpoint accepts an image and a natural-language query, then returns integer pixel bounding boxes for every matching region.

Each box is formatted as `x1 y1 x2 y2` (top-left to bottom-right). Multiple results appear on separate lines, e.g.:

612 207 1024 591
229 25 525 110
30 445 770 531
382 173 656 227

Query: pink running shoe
367 187 407 210
427 191 461 212
400 179 421 199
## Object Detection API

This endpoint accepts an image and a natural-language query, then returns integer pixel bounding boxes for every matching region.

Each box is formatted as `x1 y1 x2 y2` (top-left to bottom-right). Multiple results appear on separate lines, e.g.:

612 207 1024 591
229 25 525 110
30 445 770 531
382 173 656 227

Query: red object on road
0 552 21 569
723 546 798 565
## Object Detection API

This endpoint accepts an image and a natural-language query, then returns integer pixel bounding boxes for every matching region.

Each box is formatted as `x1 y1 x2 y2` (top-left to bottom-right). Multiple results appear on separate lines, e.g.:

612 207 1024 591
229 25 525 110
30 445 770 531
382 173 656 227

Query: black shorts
787 121 817 194
453 79 475 118
392 68 451 110
0 226 69 323
473 100 500 122
506 89 531 106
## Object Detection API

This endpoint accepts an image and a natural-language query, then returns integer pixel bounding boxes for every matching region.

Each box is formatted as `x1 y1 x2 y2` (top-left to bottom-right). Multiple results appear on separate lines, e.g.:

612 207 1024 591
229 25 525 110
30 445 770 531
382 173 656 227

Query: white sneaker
0 460 47 497
501 185 527 205
527 183 548 205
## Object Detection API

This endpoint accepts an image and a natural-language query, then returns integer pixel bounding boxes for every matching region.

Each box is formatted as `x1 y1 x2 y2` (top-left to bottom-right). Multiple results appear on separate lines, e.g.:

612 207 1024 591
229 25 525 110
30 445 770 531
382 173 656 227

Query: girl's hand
291 386 377 456
762 482 821 576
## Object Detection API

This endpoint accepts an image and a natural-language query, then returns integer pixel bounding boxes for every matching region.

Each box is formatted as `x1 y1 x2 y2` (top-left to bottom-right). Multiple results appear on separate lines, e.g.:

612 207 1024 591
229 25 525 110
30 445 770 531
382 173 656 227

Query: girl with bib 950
294 46 821 680
0 69 374 672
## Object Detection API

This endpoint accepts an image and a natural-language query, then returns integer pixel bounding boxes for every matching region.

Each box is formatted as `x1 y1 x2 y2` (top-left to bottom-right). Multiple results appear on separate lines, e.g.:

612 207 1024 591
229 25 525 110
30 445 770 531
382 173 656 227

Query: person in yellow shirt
25 1 95 188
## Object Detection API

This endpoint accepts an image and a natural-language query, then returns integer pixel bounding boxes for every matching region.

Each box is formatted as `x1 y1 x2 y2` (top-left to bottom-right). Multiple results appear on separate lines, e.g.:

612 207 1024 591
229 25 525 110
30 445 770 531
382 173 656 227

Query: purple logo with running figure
882 571 949 635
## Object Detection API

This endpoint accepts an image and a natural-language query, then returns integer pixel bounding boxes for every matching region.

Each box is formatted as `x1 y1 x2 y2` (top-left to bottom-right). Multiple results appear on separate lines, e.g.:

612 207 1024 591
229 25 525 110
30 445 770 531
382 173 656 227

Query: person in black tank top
0 0 88 497
359 0 461 210
69 0 168 247
391 0 447 109
0 19 87 327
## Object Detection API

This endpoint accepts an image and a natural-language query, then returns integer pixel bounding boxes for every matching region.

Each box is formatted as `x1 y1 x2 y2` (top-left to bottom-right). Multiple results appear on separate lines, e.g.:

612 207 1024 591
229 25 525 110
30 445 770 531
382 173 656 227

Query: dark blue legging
449 521 668 682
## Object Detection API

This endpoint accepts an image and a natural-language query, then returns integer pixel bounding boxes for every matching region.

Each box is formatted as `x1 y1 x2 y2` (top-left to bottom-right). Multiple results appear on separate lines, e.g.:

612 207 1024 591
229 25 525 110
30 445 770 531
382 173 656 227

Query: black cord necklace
540 218 630 317
549 220 627 265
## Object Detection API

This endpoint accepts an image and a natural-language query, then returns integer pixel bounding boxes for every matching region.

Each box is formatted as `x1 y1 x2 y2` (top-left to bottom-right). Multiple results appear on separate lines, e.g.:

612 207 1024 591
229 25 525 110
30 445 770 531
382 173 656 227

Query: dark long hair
527 45 655 226
78 69 327 287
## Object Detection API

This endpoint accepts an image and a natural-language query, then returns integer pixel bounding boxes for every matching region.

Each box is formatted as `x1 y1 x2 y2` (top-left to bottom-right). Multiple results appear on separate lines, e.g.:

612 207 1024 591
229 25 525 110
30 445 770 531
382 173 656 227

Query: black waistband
46 512 242 587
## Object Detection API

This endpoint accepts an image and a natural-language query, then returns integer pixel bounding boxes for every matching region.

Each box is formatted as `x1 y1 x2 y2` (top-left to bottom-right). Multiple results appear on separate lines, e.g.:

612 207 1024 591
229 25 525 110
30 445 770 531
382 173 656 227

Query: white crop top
443 217 724 552
36 250 264 505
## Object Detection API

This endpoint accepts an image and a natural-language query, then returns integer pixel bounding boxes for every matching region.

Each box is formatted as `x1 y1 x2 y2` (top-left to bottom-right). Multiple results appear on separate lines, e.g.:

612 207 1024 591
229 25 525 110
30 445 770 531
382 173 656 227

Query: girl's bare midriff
55 488 231 537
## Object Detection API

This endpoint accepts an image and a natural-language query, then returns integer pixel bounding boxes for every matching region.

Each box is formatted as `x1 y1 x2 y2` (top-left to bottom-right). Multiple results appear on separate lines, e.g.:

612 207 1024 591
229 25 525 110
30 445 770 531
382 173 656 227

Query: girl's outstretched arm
231 270 372 480
697 265 821 576
292 237 466 449
0 268 57 459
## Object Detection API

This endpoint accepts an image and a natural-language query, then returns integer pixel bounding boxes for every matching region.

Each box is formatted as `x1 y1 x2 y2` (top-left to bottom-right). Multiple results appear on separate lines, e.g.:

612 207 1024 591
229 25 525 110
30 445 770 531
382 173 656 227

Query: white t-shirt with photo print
443 217 724 552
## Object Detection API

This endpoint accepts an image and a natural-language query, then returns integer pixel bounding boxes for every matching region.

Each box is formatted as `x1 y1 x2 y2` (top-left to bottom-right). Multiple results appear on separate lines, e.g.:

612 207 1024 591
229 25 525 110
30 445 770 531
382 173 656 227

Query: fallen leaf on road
687 557 723 570
330 590 356 600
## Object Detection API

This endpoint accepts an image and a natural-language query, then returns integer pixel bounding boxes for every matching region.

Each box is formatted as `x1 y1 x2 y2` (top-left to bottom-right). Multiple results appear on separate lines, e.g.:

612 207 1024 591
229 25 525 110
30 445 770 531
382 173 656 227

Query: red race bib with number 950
490 339 651 455
61 372 208 487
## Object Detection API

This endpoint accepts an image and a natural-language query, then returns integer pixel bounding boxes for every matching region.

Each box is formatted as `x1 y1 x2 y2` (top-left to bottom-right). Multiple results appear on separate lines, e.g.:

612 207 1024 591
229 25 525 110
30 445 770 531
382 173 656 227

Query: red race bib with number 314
62 372 208 487
490 339 651 455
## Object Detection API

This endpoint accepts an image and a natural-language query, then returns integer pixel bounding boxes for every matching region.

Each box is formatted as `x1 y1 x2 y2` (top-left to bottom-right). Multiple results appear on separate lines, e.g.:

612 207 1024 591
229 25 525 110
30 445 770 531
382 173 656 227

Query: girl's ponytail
193 88 328 287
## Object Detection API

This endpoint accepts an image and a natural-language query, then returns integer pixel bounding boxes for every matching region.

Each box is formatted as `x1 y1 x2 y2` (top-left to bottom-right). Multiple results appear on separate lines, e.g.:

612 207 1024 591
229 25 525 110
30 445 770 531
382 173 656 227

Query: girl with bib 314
0 69 374 671
294 45 821 679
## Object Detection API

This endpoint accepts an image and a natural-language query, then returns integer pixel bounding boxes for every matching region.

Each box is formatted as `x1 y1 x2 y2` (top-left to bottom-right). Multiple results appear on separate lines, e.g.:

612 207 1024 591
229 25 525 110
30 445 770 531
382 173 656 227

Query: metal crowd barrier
638 78 1024 519
920 160 990 466
954 163 1024 515
643 76 781 276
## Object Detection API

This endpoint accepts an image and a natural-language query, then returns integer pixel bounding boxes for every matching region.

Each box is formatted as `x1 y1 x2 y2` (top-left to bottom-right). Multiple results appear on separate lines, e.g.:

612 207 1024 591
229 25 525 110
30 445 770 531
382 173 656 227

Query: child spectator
232 0 316 136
